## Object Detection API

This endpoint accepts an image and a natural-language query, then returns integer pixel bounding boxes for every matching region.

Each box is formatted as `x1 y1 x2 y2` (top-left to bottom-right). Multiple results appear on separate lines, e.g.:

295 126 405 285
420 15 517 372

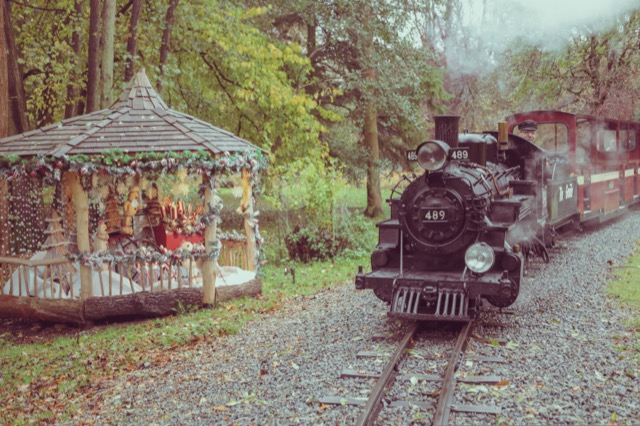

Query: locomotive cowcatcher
355 115 540 321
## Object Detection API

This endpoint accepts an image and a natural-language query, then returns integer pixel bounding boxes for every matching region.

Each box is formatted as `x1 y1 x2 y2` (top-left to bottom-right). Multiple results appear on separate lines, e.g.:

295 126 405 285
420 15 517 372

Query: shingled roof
0 69 260 158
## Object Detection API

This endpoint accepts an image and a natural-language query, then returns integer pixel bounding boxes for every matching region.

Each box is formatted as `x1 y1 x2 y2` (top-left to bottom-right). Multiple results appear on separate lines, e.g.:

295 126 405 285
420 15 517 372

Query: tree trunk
363 98 383 218
100 0 116 108
0 0 7 139
362 55 383 218
86 0 101 113
157 0 179 92
68 172 92 299
124 0 142 81
65 0 83 119
201 174 217 306
0 279 261 325
3 0 28 134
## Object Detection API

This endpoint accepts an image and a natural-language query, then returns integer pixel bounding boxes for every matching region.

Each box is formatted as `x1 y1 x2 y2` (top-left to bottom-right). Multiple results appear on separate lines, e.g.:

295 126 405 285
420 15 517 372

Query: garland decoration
68 243 222 269
0 149 268 186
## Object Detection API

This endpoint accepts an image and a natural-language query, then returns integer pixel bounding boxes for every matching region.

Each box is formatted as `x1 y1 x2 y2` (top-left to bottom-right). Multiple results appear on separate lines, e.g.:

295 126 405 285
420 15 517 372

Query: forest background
1 0 640 260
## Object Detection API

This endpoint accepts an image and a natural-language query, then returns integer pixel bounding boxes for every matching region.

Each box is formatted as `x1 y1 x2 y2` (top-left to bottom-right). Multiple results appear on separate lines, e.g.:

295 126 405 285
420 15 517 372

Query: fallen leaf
495 379 510 387
465 385 489 393
505 341 519 350
213 405 227 412
318 404 330 411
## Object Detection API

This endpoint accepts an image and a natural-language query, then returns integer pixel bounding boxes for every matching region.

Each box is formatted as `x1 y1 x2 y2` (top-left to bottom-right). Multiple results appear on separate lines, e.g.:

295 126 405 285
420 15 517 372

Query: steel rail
355 322 418 426
432 320 474 426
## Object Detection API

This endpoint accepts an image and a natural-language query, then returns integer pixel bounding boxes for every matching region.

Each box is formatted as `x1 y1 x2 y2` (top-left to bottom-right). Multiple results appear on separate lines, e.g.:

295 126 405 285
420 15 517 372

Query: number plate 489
422 208 448 222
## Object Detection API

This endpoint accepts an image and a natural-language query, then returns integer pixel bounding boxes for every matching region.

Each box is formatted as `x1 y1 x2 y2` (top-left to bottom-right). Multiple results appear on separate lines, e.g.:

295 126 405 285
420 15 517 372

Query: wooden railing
218 238 249 270
0 256 76 299
0 239 251 300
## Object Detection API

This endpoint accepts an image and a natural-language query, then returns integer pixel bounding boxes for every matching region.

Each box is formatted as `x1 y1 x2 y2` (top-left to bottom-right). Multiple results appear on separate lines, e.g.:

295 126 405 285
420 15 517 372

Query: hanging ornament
116 181 129 196
176 168 188 181
139 176 149 192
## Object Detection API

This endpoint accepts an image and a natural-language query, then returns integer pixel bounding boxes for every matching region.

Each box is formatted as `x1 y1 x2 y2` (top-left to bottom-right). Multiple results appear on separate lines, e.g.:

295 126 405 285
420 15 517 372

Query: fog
446 0 639 75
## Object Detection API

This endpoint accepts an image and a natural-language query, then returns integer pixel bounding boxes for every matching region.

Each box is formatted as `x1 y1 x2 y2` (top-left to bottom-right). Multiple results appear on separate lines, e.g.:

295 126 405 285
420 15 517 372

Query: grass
607 243 640 332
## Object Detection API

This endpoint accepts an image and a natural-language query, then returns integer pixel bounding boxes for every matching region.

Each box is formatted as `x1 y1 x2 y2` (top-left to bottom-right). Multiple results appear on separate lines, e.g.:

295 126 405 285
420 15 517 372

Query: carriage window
597 129 617 152
536 123 568 152
576 121 591 163
621 128 637 151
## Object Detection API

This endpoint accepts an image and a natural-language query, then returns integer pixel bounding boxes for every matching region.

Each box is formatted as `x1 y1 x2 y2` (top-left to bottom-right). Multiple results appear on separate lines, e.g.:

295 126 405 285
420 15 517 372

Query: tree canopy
2 0 640 222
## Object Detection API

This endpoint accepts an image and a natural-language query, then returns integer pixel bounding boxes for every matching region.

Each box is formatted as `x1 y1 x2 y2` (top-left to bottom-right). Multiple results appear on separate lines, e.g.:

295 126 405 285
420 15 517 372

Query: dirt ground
0 318 86 344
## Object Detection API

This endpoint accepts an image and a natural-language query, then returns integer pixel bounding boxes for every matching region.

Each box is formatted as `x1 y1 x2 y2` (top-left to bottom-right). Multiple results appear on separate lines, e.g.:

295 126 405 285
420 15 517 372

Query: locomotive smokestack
434 115 461 148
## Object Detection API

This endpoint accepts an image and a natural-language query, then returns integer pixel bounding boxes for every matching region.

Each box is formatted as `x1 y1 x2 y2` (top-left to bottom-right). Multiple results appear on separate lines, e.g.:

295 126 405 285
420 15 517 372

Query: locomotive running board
389 286 471 321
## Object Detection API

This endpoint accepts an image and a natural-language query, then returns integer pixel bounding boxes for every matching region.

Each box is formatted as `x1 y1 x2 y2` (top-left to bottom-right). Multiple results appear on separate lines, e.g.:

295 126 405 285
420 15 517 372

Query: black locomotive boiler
355 115 542 321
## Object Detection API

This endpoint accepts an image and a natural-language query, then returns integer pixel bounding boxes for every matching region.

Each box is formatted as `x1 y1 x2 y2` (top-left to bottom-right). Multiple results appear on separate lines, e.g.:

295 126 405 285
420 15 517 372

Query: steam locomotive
355 111 640 321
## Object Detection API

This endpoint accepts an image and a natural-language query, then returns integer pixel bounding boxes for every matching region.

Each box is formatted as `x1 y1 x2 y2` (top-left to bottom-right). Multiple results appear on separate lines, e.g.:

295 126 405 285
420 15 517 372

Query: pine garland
68 243 222 269
0 149 267 186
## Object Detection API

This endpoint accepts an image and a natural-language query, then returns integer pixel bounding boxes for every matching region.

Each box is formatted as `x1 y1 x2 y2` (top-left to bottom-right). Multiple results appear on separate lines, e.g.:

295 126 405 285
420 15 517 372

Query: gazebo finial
110 68 168 111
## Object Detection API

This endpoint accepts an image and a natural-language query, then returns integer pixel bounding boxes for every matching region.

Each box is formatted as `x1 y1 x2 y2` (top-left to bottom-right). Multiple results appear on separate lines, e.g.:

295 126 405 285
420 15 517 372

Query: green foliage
284 225 342 262
264 159 339 229
283 208 377 263
157 2 333 173
332 207 378 259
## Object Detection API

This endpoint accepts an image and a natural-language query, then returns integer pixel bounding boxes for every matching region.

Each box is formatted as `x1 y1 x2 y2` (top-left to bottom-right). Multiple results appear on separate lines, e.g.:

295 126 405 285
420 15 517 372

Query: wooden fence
0 239 259 324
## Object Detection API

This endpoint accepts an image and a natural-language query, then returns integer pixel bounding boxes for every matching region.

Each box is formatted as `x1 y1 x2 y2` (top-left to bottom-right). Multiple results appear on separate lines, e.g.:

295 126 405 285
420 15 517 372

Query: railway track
316 318 510 425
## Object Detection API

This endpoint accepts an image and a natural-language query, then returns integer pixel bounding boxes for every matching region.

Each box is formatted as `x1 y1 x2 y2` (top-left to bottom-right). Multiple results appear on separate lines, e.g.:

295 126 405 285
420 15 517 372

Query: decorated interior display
121 186 140 235
40 209 77 292
104 189 121 234
144 184 163 227
9 176 46 255
41 210 73 259
161 197 204 235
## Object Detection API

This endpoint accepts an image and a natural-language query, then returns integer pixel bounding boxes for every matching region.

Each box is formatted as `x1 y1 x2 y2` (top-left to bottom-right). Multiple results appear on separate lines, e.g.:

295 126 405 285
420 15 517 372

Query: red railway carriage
506 110 640 225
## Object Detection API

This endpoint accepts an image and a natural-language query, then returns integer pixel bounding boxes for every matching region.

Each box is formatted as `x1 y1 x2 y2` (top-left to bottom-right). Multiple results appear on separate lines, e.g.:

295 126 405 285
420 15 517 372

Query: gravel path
67 214 640 425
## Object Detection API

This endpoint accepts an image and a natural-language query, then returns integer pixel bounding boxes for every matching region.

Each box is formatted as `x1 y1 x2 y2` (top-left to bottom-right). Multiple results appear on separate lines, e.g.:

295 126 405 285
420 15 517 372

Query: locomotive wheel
486 279 519 308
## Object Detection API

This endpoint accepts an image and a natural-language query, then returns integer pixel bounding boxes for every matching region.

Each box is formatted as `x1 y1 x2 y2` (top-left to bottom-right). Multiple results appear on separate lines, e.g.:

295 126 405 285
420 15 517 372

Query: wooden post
61 172 76 250
68 172 92 299
241 168 257 271
201 174 217 306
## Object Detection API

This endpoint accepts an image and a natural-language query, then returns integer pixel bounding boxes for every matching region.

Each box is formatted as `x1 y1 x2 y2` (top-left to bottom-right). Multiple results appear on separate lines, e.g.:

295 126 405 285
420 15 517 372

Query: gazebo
0 70 266 324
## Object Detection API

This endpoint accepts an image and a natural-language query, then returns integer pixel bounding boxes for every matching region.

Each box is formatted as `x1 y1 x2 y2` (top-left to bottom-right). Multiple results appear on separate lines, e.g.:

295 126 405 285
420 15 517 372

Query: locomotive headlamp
417 140 450 171
465 242 495 274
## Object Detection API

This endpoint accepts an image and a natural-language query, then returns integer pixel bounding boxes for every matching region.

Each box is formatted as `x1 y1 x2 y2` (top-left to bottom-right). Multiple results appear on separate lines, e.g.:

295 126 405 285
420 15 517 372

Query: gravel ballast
69 214 640 425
